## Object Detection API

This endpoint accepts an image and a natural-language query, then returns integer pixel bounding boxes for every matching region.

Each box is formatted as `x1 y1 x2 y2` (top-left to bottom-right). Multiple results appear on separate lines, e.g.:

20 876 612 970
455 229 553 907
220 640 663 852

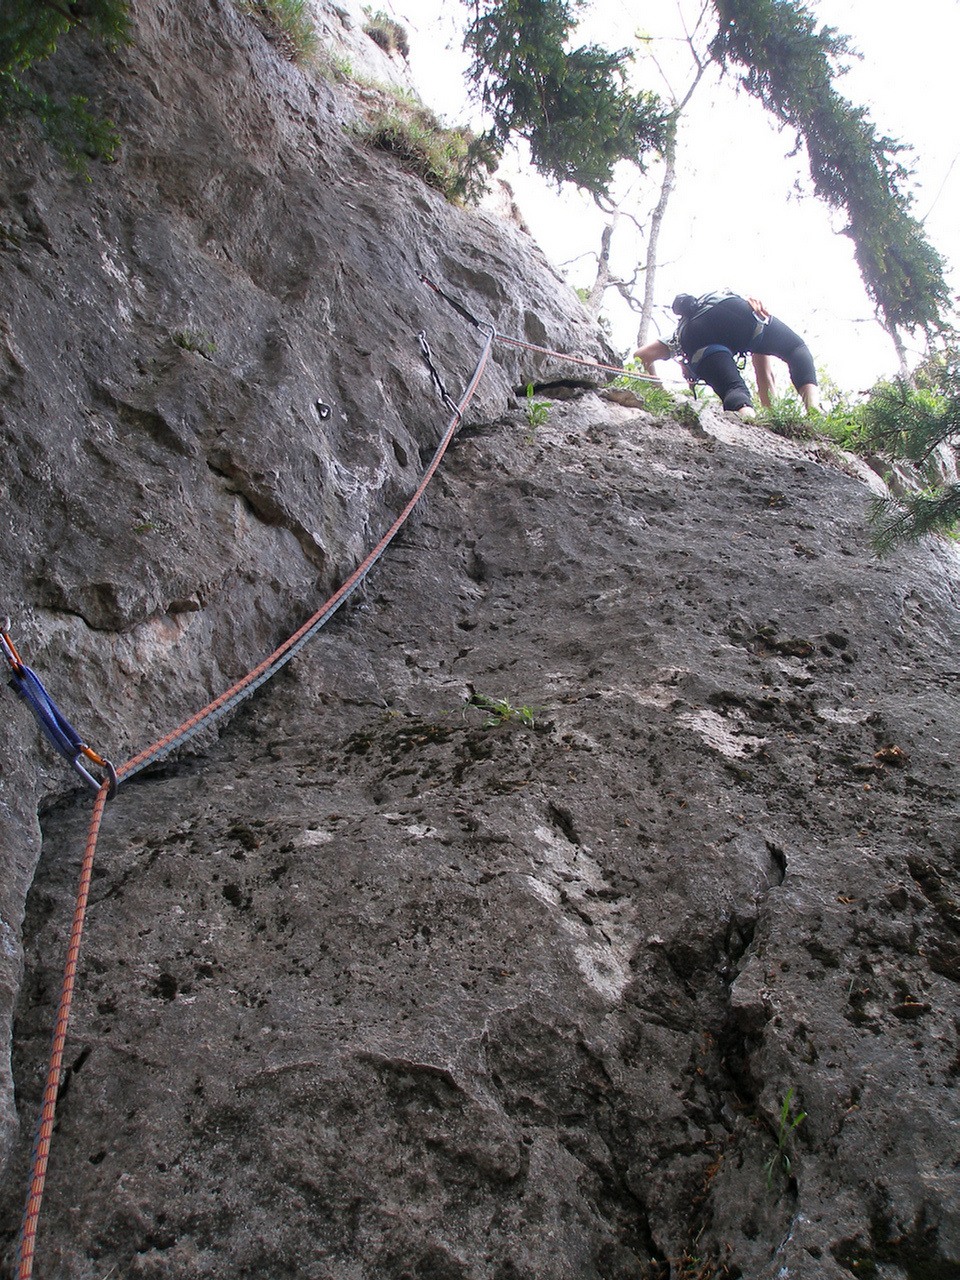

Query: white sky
385 0 960 396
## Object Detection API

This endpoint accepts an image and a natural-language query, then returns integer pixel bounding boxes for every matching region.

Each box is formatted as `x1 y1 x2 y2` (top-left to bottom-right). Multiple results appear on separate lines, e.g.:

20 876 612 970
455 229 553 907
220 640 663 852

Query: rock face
1 4 960 1279
0 0 607 1186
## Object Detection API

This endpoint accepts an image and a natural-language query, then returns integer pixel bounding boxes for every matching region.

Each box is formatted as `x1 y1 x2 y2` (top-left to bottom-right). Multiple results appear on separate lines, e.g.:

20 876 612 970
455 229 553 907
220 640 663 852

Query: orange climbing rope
496 330 662 381
13 324 494 1278
12 283 650 1274
16 779 110 1280
418 273 664 384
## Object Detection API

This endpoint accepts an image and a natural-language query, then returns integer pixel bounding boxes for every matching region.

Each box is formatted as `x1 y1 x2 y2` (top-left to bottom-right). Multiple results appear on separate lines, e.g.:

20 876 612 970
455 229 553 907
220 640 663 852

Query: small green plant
757 394 814 440
609 356 645 389
611 360 680 414
814 405 867 452
316 48 353 83
762 1088 806 1189
467 694 539 729
362 10 410 59
172 329 216 356
236 0 319 62
641 383 681 415
524 383 550 435
356 99 494 203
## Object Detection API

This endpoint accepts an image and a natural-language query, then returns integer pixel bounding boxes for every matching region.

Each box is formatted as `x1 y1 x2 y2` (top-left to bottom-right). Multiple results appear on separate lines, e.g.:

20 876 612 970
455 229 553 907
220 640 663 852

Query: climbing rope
418 273 664 385
11 322 494 1279
11 276 652 1274
15 778 110 1280
116 324 494 786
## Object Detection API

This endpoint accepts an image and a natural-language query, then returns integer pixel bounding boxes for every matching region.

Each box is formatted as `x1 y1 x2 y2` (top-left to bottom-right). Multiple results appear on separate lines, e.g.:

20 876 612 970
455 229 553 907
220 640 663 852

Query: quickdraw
1 624 116 798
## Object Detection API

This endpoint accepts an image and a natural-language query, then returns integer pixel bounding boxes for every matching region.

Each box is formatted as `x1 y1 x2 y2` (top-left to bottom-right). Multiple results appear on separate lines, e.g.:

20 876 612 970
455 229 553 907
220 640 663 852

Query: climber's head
672 293 698 318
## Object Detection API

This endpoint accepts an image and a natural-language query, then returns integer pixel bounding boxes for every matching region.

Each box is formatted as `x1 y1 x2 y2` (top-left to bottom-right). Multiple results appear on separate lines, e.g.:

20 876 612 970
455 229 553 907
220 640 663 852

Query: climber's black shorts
681 297 817 409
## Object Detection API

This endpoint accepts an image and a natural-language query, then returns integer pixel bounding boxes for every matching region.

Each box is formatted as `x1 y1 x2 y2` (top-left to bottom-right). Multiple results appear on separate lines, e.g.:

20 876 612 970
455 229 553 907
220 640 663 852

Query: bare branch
557 250 600 269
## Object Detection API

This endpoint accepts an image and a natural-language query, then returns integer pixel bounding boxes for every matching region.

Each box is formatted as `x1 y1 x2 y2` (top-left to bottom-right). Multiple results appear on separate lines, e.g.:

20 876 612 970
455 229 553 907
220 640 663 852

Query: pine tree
709 0 951 348
464 0 951 355
463 0 669 195
862 349 960 553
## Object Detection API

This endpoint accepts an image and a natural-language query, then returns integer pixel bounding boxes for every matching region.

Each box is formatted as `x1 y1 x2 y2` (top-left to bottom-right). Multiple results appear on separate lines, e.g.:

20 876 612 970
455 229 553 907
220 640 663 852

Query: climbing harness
680 343 748 397
11 274 661 1276
686 342 737 373
674 292 768 391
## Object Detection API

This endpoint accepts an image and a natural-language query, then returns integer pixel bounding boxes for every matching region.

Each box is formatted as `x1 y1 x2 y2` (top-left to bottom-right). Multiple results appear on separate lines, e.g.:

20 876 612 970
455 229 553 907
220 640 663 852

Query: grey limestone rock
0 0 606 1187
1 3 959 1278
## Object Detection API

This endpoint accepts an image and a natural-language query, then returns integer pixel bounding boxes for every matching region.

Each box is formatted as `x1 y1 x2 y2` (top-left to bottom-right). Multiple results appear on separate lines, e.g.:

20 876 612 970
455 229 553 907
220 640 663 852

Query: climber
634 291 820 418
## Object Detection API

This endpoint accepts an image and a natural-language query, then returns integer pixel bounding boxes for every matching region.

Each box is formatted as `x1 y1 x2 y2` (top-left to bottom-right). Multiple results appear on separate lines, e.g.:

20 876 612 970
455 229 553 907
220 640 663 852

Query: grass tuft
362 10 410 59
236 0 319 62
355 92 495 203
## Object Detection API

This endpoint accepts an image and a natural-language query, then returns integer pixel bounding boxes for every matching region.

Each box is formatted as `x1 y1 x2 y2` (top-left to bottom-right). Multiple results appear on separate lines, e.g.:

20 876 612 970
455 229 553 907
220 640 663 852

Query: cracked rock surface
3 396 959 1279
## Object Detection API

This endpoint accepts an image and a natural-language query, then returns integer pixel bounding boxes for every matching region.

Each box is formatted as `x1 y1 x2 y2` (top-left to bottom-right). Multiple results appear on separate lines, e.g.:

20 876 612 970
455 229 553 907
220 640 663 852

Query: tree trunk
587 215 617 316
637 122 677 347
889 326 911 382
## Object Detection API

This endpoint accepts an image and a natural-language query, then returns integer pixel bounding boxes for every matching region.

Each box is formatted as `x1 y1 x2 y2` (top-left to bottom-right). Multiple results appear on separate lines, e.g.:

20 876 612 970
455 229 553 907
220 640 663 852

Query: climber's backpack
675 292 767 383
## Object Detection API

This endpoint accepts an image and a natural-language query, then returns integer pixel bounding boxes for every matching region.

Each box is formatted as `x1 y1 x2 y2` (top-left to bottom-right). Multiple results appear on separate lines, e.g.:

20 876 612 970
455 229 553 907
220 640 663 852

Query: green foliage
870 489 960 557
857 348 960 553
611 359 682 414
762 1087 806 1190
524 383 550 430
315 48 353 83
0 0 128 74
468 694 540 729
173 329 216 357
362 10 410 59
237 0 319 62
0 0 128 170
463 0 669 195
639 384 682 415
758 394 812 439
859 362 960 465
356 95 496 203
808 406 862 452
759 397 870 451
709 0 951 340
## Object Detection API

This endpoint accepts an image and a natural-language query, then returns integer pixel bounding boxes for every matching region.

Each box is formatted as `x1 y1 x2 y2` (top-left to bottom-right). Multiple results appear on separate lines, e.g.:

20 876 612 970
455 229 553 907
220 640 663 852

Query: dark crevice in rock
514 379 599 399
547 802 580 846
